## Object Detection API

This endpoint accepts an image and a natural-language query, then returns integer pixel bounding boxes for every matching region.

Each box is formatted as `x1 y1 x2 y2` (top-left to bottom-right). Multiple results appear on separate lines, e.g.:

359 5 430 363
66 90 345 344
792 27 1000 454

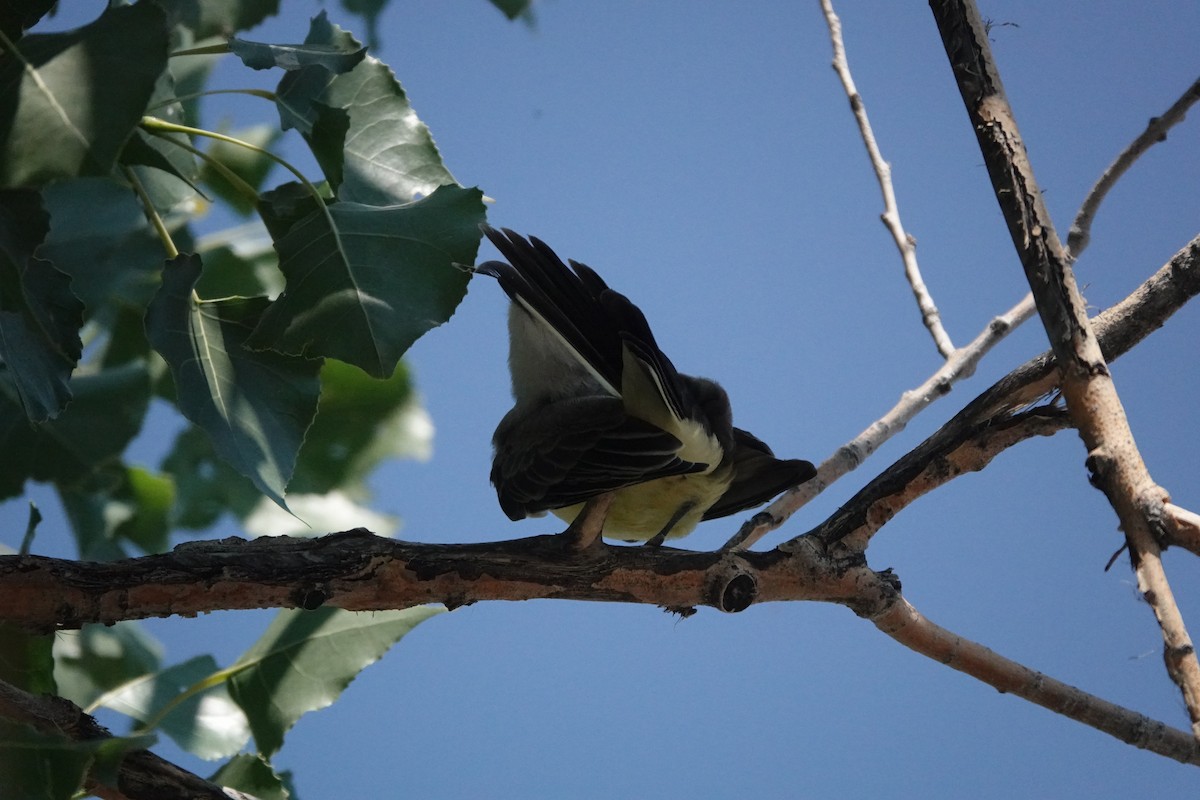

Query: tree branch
1068 77 1200 258
820 0 955 357
930 0 1200 737
0 530 892 628
0 678 230 800
848 576 1200 766
805 232 1200 550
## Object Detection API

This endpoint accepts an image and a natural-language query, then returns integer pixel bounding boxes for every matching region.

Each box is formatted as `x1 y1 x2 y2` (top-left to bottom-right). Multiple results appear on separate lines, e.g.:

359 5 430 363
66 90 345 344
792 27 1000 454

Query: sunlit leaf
96 655 251 761
0 189 83 422
228 605 445 757
0 4 169 188
275 13 456 205
145 253 321 506
246 185 485 378
229 29 366 72
211 753 292 800
243 490 398 537
53 623 163 709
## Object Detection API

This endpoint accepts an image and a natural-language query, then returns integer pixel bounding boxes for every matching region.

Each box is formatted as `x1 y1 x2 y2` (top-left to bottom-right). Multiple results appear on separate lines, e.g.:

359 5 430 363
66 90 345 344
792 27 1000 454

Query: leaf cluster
0 0 526 795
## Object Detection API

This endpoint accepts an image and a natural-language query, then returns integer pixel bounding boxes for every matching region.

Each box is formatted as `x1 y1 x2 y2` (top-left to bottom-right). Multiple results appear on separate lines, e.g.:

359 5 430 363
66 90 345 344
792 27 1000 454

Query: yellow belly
551 468 734 541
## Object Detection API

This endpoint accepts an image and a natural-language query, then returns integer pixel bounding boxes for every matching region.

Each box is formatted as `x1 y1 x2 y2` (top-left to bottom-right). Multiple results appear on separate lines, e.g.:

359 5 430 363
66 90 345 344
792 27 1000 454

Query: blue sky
12 1 1200 797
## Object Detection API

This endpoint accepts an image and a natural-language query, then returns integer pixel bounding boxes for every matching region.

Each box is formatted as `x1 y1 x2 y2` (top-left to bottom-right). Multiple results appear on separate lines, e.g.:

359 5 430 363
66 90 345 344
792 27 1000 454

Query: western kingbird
477 226 814 545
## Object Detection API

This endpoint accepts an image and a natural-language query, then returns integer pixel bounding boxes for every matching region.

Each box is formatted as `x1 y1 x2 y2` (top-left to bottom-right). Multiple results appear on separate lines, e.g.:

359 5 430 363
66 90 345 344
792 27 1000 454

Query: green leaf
53 623 163 710
228 605 445 757
122 70 204 211
37 177 179 326
161 426 263 529
290 359 428 495
339 0 386 50
95 655 251 761
0 622 56 695
0 1 57 39
275 14 457 205
0 3 169 188
145 253 322 507
0 189 83 422
58 464 176 557
211 753 292 800
198 124 281 216
159 0 281 39
195 229 284 300
489 0 536 22
0 718 94 800
0 361 151 501
246 185 485 378
228 31 367 73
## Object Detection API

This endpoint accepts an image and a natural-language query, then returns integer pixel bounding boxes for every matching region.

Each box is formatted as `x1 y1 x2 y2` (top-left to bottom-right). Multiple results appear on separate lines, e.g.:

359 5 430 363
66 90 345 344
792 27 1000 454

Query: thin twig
725 291 1033 550
930 0 1200 739
1068 77 1200 258
858 584 1200 765
820 0 955 357
1163 502 1200 557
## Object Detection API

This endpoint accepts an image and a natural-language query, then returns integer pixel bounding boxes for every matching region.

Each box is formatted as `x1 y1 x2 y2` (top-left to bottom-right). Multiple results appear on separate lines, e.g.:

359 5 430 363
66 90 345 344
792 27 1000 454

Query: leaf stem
140 116 328 208
170 42 232 58
123 165 180 259
148 87 277 113
142 126 261 206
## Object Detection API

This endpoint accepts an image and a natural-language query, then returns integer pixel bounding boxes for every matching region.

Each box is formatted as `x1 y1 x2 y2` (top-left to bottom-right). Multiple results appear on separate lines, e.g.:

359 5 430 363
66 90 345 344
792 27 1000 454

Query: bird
475 226 815 547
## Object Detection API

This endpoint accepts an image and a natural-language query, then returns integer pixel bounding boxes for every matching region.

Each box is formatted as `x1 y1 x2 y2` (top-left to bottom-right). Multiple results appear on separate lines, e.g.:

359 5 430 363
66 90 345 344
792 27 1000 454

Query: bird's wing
490 395 705 520
699 427 816 520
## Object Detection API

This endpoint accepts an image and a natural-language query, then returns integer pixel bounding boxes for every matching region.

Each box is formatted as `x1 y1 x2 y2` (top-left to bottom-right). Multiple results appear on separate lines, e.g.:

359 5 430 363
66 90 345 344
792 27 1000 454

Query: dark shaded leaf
290 359 419 494
0 0 57 39
490 0 536 22
339 0 386 49
53 623 162 709
247 185 485 378
59 464 176 558
196 232 284 300
122 69 203 210
161 426 262 529
211 753 291 800
37 178 174 325
145 253 321 507
228 31 366 72
0 189 83 421
197 124 280 215
159 0 280 39
276 14 456 205
0 4 169 188
257 181 324 241
0 718 93 800
228 606 444 757
0 361 151 500
0 622 56 695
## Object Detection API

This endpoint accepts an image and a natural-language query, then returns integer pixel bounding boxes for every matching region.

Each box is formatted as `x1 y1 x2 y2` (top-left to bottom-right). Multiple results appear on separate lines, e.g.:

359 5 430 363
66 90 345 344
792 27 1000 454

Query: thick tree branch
0 678 230 800
930 0 1200 736
0 530 890 628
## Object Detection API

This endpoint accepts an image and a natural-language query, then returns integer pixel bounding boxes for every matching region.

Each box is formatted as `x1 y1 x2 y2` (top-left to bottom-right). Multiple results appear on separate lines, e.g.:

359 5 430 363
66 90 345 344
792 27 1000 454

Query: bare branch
802 232 1200 550
852 579 1200 766
1068 77 1200 257
1163 502 1200 557
930 0 1200 737
0 678 230 800
820 0 955 357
